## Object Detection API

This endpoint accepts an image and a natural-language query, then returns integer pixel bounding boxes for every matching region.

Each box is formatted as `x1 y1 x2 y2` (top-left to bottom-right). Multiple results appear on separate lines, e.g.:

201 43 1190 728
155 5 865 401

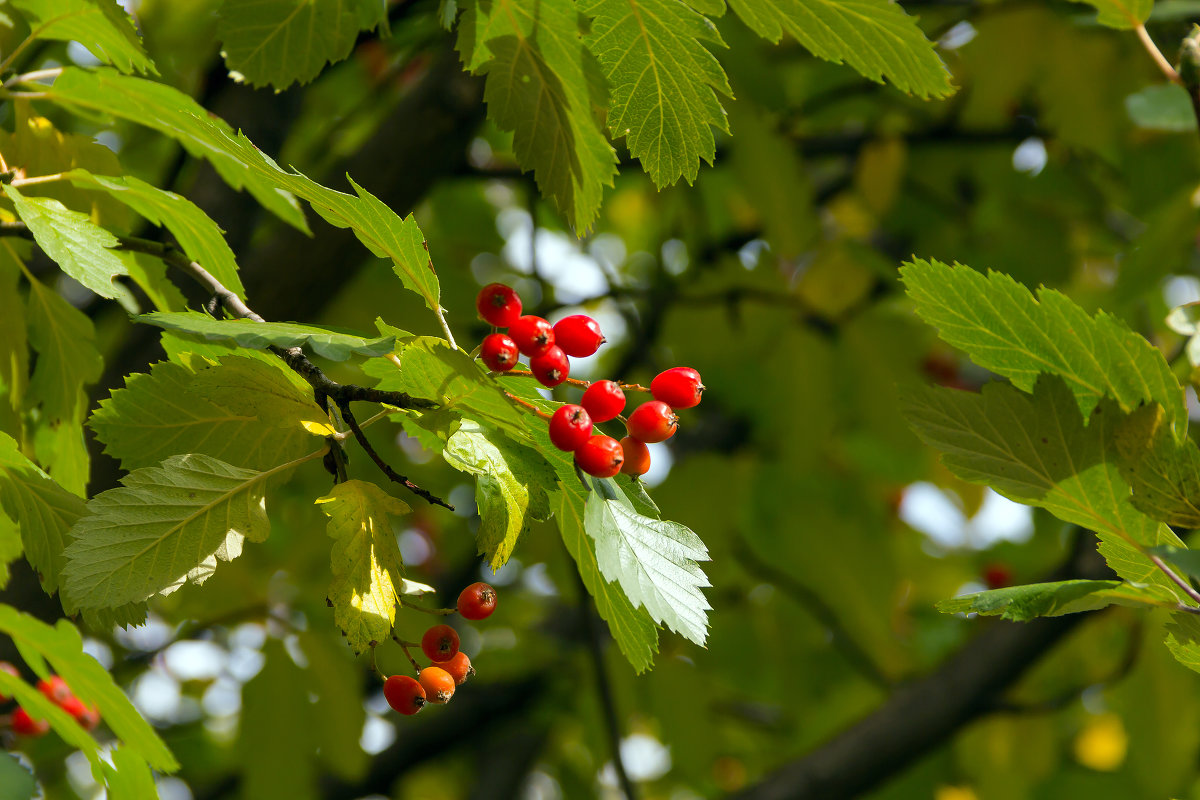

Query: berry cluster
1 663 100 738
384 582 496 717
475 283 704 479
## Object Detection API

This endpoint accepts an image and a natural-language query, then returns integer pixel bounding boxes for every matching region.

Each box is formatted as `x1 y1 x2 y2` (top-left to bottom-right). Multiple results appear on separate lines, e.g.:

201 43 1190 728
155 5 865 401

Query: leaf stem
1149 554 1200 606
10 172 66 188
393 636 423 675
2 67 62 88
498 370 650 393
402 600 455 616
502 390 552 420
1136 24 1180 83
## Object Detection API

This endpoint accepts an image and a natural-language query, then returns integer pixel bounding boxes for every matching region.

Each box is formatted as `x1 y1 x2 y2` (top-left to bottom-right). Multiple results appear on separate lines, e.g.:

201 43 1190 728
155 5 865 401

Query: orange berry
418 666 456 704
439 652 475 686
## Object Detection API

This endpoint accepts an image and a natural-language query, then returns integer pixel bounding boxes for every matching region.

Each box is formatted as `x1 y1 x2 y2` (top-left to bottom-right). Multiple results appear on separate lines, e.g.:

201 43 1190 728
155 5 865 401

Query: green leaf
102 746 158 800
10 0 155 74
1114 404 1200 527
726 0 953 99
1065 0 1153 28
238 639 317 800
315 480 409 654
0 513 22 590
1126 84 1197 131
458 0 618 232
0 432 88 596
62 452 310 609
581 0 731 186
0 240 29 419
443 420 554 570
66 170 245 298
136 311 395 360
0 667 102 770
189 356 332 436
24 273 102 424
936 580 1167 621
900 258 1187 437
0 752 36 800
4 184 128 299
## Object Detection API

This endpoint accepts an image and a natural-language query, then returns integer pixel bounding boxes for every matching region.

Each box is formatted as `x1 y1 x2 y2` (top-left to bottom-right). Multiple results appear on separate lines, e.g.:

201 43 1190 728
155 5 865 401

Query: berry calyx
549 405 593 451
575 435 625 478
11 707 49 737
554 315 605 357
439 652 475 686
421 624 461 663
620 437 651 476
626 401 678 443
384 674 426 716
530 346 570 387
457 582 497 620
509 315 555 357
651 367 704 409
581 380 626 423
38 675 72 706
476 283 522 328
480 333 520 372
418 666 456 704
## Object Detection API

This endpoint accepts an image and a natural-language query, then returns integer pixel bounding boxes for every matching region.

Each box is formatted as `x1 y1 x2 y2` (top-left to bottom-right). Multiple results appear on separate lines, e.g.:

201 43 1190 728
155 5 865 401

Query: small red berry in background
651 367 704 409
421 624 461 663
57 695 100 730
458 582 497 620
554 315 605 357
11 707 49 737
419 666 456 704
384 674 426 716
439 652 475 686
549 405 593 451
581 380 625 422
575 435 625 478
619 437 651 476
626 401 678 443
530 346 570 387
476 283 522 328
38 675 72 705
983 562 1013 590
509 315 555 357
480 333 520 372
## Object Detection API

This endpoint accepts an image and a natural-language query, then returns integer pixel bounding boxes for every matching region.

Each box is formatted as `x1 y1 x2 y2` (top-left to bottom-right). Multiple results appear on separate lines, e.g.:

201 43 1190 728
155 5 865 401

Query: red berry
510 315 555 357
983 562 1013 590
11 707 49 737
57 695 99 730
476 283 522 328
549 404 593 451
38 676 73 706
554 315 605 357
626 401 678 443
419 666 456 704
384 674 426 715
438 652 475 686
619 437 651 476
480 333 520 372
420 624 461 663
581 380 626 422
0 661 19 702
458 582 497 620
530 346 570 387
575 435 625 478
651 367 704 409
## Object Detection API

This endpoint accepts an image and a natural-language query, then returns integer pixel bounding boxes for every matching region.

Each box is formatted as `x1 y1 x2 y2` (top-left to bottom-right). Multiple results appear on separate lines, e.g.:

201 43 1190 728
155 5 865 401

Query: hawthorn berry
530 346 570 387
458 582 497 620
581 380 625 423
476 283 522 328
11 707 49 737
554 315 605 357
58 695 100 730
983 562 1013 590
38 676 72 706
575 435 625 478
651 367 704 409
620 437 651 477
549 404 593 451
421 624 461 663
626 401 678 443
480 333 520 372
439 652 475 686
509 315 555 357
419 666 456 704
384 674 426 716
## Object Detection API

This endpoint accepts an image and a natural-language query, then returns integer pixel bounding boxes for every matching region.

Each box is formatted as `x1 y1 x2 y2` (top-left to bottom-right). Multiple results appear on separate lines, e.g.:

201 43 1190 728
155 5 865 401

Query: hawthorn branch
335 399 453 510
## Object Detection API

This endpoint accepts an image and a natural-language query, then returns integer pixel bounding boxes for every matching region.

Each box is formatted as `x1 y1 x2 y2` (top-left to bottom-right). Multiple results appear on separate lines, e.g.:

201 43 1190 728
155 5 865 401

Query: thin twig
1136 24 1180 83
11 172 67 188
498 370 651 393
393 636 424 675
1150 554 1200 606
2 66 63 88
401 600 455 616
336 399 453 510
502 390 552 420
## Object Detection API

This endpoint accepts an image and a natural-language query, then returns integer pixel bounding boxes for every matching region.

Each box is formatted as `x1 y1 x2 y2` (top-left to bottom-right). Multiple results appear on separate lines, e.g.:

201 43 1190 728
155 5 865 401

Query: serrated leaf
0 513 22 590
190 356 329 435
217 0 364 89
23 272 102 424
136 311 394 360
443 420 554 570
1065 0 1153 28
458 0 618 232
936 579 1167 621
1114 403 1200 527
66 170 244 297
0 667 103 770
316 480 409 653
62 452 308 609
726 0 953 98
102 746 158 800
0 246 29 419
11 0 155 74
4 184 129 299
581 0 731 186
1165 611 1200 673
1126 84 1197 131
901 258 1187 437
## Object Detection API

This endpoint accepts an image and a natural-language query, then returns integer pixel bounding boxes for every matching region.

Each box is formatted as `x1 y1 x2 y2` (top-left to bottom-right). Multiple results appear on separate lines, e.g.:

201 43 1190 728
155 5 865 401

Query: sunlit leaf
136 311 395 360
11 0 155 74
936 579 1168 621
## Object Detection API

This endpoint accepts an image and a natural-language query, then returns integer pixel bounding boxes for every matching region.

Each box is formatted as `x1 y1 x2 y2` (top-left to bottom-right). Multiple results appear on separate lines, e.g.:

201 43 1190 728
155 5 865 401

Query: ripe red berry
476 283 522 328
458 582 497 620
438 652 475 686
626 401 678 443
619 437 651 476
530 346 570 387
581 380 626 422
57 695 100 730
510 315 555 357
419 666 456 704
651 367 704 409
983 562 1013 590
554 315 605 357
421 624 461 663
384 674 426 716
549 404 593 451
480 333 520 372
38 676 73 706
575 435 625 478
11 707 49 737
